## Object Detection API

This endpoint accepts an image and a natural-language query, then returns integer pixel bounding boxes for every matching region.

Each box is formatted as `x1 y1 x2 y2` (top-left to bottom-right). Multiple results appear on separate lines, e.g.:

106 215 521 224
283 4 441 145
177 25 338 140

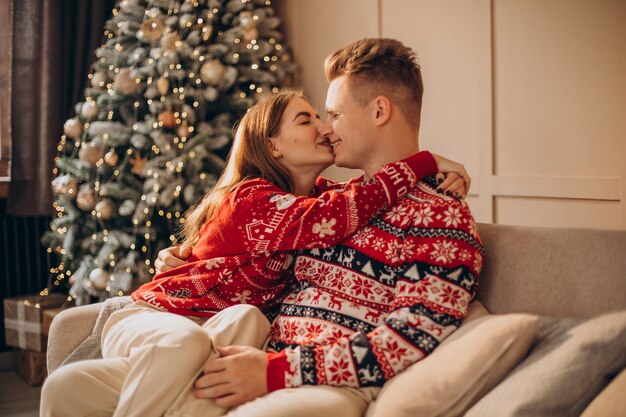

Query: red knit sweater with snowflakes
130 151 437 316
265 176 483 391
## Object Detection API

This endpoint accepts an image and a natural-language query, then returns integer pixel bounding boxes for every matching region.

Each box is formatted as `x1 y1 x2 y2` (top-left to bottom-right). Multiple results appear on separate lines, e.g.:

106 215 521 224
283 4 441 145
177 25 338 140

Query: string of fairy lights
44 0 290 304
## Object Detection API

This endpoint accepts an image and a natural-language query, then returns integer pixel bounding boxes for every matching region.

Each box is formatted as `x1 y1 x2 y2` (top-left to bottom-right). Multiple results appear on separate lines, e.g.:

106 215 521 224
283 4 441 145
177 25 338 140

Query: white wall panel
493 0 626 178
275 0 626 230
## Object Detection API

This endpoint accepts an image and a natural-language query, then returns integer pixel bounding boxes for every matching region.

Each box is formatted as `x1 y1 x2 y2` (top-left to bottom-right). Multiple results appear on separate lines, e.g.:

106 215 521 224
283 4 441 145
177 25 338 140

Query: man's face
324 76 377 170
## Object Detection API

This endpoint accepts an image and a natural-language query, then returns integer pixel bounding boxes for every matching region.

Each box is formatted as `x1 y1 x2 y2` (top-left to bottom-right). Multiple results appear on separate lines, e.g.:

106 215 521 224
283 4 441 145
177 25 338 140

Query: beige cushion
366 302 538 417
581 367 626 417
465 310 626 417
476 223 626 318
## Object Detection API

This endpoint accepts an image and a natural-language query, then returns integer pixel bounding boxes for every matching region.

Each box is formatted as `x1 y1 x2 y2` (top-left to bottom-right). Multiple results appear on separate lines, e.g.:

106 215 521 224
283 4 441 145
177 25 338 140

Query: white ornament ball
52 174 78 199
76 185 96 211
182 104 196 125
81 101 98 119
89 268 109 290
90 71 107 89
179 13 195 28
114 68 140 95
156 77 169 96
202 25 213 42
95 199 115 220
118 199 136 216
146 7 162 19
104 150 119 166
63 118 83 139
78 142 105 166
200 60 226 85
203 87 218 102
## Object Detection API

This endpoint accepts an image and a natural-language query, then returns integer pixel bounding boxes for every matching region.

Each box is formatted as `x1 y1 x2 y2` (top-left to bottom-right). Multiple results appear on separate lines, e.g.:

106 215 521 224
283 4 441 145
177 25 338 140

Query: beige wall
274 0 626 230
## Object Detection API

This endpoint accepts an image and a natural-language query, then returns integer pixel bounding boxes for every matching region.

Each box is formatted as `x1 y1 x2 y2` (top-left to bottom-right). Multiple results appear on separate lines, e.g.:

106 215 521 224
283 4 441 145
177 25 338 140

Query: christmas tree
43 0 294 305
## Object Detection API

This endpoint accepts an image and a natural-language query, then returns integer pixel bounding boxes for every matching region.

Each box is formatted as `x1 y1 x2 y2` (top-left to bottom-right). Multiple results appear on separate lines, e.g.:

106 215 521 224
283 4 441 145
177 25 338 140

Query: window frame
0 0 12 196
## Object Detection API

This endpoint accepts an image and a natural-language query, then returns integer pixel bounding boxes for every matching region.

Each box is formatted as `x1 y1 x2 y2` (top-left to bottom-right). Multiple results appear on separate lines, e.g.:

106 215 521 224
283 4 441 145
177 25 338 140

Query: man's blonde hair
324 38 423 129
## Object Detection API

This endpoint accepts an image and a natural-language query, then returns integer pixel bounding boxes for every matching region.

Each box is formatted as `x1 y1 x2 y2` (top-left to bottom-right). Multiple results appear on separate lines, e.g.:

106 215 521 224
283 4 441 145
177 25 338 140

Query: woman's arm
234 151 437 252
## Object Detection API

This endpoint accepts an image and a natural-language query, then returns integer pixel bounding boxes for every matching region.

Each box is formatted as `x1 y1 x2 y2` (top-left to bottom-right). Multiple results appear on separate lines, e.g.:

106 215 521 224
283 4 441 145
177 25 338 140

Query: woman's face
269 97 335 176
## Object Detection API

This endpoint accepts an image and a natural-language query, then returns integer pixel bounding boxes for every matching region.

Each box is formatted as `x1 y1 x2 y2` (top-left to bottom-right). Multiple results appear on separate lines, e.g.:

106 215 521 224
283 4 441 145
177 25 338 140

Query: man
162 38 483 417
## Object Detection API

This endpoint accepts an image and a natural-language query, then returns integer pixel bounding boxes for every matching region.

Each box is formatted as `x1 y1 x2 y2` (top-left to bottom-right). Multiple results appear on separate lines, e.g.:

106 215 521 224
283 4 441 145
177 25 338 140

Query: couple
41 38 483 417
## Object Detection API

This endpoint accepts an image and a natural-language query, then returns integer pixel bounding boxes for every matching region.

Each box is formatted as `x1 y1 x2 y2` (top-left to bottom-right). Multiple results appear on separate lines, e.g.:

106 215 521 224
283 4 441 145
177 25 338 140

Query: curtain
8 0 116 215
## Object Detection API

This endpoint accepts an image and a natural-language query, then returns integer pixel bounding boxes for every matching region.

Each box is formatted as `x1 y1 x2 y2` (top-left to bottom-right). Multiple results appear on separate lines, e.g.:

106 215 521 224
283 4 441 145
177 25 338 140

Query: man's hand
154 245 192 274
193 346 268 408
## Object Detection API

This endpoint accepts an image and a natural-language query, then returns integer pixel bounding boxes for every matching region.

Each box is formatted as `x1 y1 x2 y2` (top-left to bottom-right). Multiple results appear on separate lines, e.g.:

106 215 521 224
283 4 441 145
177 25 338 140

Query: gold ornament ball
200 60 226 85
177 122 192 139
156 77 170 96
95 199 115 220
90 71 107 89
243 28 259 43
81 101 98 119
104 150 119 166
52 174 78 199
78 142 105 166
114 68 140 95
76 185 96 211
160 32 180 52
63 118 83 139
138 17 165 42
89 268 109 290
158 110 177 128
239 11 256 30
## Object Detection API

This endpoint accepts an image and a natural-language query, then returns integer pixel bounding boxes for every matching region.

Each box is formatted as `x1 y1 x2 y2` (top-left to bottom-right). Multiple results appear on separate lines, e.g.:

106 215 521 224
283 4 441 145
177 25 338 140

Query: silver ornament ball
63 118 83 139
89 268 110 290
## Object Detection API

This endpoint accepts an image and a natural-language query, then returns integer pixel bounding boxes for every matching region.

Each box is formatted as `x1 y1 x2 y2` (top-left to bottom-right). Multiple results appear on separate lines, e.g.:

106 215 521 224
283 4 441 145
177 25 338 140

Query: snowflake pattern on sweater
130 152 437 317
266 176 483 391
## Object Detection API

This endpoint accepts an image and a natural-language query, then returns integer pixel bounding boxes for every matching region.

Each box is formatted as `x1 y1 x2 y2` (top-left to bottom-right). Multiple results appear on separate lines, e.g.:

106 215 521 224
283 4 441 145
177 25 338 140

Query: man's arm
266 204 483 390
193 203 483 406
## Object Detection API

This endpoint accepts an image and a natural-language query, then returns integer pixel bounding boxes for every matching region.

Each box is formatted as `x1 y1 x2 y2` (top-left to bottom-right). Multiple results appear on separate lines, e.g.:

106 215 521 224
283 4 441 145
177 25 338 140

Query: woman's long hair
179 91 302 246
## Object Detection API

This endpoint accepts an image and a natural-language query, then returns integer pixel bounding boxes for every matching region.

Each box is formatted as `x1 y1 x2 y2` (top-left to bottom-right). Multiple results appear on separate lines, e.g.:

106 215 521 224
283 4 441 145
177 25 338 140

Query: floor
0 370 41 417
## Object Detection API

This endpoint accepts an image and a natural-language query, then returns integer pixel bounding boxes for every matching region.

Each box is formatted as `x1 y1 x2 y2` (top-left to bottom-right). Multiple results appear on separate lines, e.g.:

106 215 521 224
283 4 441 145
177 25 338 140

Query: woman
41 91 468 417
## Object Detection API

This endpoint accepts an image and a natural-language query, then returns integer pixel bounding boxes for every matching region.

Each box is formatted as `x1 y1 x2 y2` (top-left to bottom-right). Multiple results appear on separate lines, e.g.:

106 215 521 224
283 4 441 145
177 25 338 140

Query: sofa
47 223 626 416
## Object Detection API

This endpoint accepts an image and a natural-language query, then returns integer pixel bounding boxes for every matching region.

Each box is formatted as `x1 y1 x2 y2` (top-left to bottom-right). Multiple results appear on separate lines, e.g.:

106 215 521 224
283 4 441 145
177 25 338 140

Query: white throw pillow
366 302 538 417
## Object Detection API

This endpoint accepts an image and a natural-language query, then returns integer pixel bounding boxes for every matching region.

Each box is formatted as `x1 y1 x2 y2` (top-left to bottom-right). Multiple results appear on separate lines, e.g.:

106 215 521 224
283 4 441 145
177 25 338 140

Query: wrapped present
12 348 48 386
4 293 69 352
42 307 64 336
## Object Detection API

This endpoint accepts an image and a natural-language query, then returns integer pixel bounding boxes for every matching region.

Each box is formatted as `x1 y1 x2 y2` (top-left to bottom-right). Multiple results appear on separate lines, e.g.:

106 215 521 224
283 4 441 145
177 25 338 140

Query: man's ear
373 95 392 126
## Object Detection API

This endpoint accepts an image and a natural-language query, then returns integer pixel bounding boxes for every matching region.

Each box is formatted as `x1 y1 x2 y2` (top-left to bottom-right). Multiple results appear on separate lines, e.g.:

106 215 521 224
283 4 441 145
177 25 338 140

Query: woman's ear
267 138 283 159
373 95 392 126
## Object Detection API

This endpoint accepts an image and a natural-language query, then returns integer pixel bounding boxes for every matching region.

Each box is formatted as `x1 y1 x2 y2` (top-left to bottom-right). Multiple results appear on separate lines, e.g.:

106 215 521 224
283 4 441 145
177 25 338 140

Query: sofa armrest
47 302 103 374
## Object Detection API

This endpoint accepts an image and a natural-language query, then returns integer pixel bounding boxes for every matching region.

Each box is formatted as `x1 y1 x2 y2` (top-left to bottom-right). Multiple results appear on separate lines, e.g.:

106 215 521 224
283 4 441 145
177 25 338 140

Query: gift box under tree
13 348 48 386
4 293 69 352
